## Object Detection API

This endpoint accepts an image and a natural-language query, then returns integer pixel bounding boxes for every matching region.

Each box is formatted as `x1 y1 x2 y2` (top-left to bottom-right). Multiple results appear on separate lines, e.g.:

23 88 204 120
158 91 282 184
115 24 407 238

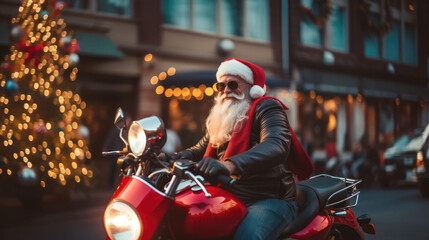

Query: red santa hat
216 58 266 99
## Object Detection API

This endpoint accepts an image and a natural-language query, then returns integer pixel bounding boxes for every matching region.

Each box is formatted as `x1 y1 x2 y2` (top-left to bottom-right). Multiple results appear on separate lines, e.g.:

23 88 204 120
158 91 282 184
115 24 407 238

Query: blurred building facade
289 0 429 154
1 0 428 185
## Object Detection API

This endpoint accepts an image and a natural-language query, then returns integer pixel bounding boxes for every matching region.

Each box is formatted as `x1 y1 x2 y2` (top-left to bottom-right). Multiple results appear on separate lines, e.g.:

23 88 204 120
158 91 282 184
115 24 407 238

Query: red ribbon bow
18 42 45 66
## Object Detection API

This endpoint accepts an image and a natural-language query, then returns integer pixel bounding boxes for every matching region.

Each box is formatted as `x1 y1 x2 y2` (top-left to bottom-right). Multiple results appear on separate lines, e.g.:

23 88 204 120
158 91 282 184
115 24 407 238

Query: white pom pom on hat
216 58 266 99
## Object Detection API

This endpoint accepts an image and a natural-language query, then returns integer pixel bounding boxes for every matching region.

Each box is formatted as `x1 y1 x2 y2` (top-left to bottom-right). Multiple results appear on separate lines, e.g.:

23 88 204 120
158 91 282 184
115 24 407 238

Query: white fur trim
249 85 265 99
216 59 253 84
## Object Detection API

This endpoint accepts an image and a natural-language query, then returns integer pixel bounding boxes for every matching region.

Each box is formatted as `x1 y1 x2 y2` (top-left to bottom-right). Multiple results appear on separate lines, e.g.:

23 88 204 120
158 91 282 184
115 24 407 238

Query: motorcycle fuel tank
167 185 247 240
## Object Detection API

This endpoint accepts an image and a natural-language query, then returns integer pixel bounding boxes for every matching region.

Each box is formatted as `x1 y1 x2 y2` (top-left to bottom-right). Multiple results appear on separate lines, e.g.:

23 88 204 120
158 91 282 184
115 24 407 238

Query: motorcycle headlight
128 116 166 156
128 121 147 156
104 201 142 240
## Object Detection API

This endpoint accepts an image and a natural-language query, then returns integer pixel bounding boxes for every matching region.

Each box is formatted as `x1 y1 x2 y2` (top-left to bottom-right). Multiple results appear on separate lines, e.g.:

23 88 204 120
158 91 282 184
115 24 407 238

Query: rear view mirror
114 108 126 130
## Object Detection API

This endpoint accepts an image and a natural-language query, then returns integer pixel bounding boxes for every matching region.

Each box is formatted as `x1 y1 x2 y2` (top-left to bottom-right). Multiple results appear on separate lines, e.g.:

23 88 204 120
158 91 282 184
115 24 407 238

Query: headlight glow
128 121 147 156
104 201 142 240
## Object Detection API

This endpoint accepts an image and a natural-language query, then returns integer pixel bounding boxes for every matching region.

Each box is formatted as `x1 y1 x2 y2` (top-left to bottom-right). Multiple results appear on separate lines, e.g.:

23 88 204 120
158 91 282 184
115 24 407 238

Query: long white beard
205 92 251 147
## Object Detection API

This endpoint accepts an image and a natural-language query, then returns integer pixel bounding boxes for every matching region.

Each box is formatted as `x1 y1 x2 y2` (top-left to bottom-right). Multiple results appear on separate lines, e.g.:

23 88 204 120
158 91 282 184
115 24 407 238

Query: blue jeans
233 199 298 240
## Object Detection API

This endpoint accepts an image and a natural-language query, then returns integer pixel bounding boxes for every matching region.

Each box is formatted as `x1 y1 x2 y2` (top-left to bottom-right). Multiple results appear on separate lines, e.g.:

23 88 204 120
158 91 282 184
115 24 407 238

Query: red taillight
416 151 424 168
361 223 376 234
380 152 385 166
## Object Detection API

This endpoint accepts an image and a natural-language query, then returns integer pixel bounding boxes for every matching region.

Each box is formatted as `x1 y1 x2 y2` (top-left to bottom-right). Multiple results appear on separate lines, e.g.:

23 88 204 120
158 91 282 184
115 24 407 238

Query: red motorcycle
103 109 376 240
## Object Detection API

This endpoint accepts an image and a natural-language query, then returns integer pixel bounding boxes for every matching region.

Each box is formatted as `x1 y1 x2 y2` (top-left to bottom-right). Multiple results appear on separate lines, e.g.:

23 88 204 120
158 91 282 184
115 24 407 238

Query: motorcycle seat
279 176 347 237
299 176 347 209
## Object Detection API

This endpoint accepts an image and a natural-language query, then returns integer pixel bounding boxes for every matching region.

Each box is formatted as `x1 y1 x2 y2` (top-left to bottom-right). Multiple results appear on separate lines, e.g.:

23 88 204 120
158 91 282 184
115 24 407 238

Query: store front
297 68 429 158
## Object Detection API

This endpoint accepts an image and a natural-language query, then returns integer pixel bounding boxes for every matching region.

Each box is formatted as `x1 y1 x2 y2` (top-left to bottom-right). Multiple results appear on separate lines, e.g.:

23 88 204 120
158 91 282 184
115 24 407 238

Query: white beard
205 92 251 147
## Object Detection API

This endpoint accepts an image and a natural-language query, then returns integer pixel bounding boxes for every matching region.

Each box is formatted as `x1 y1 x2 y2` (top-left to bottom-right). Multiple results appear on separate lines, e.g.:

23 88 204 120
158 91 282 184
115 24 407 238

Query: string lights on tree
0 0 92 199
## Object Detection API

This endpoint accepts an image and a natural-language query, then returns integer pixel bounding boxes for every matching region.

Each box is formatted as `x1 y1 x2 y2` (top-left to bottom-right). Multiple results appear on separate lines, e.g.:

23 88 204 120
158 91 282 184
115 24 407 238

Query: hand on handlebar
196 157 230 181
157 152 181 164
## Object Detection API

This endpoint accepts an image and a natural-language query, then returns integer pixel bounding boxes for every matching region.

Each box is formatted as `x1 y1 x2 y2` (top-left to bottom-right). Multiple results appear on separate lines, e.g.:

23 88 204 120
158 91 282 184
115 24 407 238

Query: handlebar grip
216 174 236 186
102 150 127 156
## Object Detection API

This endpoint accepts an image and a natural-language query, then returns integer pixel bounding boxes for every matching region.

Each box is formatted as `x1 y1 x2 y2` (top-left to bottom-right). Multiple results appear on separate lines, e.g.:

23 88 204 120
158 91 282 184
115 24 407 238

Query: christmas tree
0 0 92 205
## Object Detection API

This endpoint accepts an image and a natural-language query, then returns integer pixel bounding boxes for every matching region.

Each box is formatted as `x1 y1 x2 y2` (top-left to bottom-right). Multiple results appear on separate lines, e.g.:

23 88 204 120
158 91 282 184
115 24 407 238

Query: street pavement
0 188 113 240
354 185 429 240
1 185 428 239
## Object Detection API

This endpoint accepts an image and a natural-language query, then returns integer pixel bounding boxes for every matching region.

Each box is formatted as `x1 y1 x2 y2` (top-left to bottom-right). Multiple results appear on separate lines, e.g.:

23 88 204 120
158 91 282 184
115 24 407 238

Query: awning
160 70 290 88
77 73 137 93
74 32 124 59
362 78 429 101
361 78 398 99
0 22 9 46
299 69 429 101
299 68 359 95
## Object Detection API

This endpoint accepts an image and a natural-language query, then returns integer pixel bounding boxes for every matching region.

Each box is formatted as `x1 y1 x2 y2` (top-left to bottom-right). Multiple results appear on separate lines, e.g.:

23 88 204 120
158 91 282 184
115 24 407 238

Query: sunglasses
214 81 239 92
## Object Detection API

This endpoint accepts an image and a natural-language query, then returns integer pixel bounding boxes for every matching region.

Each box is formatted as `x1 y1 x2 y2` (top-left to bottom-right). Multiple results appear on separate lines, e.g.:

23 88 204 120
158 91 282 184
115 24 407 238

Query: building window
364 14 380 58
62 0 132 17
363 0 417 65
300 0 348 52
220 0 243 37
193 0 217 32
162 0 270 41
246 0 270 41
97 0 132 16
163 0 191 28
62 0 90 9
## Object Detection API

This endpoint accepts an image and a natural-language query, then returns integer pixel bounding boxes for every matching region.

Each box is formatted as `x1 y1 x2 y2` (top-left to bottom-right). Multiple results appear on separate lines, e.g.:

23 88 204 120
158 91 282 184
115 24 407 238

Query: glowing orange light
347 94 354 104
165 89 173 98
173 88 181 97
205 87 214 96
167 67 176 76
159 72 167 81
144 54 153 62
156 86 165 95
150 76 158 85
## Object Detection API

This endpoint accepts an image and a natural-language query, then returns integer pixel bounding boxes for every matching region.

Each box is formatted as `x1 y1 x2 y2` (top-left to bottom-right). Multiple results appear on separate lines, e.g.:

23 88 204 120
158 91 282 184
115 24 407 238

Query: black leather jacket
179 99 296 204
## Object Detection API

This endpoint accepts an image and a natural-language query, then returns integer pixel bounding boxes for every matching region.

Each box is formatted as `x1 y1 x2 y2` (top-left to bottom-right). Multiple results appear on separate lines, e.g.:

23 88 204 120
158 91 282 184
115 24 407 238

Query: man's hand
157 152 181 164
197 157 230 179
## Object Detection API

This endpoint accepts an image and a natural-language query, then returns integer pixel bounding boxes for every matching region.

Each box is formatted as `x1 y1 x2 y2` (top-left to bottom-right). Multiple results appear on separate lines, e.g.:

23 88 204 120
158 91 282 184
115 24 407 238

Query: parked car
379 124 429 188
416 130 429 197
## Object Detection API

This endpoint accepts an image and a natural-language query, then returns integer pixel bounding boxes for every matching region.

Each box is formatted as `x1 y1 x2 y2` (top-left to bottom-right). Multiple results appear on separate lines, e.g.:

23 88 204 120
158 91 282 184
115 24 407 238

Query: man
163 58 313 240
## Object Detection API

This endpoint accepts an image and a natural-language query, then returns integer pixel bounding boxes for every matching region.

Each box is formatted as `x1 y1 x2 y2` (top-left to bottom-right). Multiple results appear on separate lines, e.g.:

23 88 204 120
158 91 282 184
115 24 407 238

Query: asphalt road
1 186 428 240
354 186 429 240
0 206 106 240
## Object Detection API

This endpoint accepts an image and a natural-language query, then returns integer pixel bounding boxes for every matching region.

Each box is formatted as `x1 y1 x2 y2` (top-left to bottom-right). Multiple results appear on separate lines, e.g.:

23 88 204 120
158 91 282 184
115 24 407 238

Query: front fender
106 176 173 240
